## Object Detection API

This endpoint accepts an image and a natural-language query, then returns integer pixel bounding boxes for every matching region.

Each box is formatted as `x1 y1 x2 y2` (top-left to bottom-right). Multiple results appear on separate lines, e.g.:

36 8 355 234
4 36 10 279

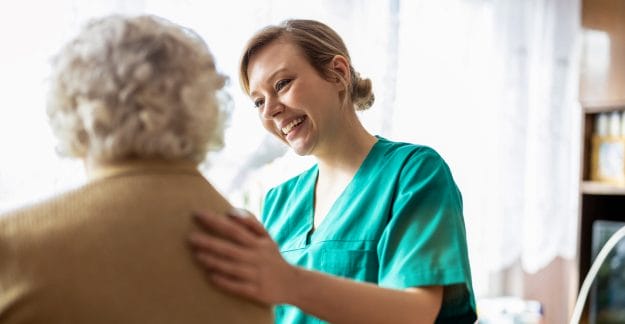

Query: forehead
247 40 310 92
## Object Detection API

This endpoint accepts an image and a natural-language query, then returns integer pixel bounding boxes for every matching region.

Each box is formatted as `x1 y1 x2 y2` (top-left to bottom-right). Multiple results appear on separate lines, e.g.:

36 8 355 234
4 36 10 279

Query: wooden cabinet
577 0 625 321
578 108 625 278
579 0 625 107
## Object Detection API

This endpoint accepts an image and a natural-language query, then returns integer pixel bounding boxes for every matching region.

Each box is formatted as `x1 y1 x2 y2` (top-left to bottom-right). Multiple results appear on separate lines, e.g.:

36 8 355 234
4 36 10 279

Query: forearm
286 266 442 324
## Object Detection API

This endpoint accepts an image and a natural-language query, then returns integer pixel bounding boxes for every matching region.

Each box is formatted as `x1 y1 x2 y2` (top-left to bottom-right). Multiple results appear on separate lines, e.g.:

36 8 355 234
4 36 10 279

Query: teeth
281 117 304 135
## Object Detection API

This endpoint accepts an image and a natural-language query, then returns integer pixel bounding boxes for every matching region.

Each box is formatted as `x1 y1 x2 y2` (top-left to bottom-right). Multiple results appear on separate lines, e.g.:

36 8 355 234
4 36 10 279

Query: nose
261 96 284 119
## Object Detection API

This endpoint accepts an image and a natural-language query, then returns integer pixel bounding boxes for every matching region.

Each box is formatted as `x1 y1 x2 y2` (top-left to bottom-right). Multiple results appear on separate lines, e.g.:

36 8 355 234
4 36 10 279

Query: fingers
197 253 264 304
196 252 256 281
192 210 258 247
228 208 269 237
210 274 260 303
189 232 251 261
188 209 278 305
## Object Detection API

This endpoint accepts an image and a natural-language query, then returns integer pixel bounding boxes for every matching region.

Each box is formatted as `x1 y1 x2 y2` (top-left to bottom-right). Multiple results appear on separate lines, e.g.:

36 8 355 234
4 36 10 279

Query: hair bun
351 74 374 111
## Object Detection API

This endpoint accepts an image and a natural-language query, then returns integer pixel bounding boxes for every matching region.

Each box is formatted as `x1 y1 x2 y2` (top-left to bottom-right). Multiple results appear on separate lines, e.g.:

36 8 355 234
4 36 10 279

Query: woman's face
247 39 345 157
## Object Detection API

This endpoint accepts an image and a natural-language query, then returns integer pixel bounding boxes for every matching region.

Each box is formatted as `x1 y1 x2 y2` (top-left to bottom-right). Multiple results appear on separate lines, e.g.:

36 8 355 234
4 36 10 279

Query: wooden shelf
581 101 625 114
581 181 625 195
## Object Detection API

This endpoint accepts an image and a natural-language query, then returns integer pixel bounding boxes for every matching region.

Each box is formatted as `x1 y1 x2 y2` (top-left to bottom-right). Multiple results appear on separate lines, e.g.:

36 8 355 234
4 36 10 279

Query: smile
281 117 305 135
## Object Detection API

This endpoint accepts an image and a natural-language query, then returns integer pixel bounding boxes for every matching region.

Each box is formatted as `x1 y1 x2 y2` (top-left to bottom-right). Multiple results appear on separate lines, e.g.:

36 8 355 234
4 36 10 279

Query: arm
189 210 442 324
289 267 442 324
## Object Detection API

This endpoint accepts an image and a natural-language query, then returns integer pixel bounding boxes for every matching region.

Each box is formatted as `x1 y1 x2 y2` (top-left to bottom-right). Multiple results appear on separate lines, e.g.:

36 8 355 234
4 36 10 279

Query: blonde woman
190 19 477 324
0 14 272 324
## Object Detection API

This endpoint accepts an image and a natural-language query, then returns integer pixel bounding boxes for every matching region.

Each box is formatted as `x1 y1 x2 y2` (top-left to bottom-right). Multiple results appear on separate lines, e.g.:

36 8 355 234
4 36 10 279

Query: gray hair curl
47 14 230 163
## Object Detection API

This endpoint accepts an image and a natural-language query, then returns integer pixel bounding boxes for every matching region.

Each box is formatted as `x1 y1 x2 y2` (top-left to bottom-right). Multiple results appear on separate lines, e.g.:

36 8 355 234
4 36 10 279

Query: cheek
297 82 337 108
260 117 280 136
284 82 310 105
280 91 297 107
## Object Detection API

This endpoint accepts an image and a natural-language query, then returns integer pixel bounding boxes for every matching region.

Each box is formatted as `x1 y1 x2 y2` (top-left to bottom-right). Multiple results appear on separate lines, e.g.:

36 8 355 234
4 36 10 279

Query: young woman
189 19 477 324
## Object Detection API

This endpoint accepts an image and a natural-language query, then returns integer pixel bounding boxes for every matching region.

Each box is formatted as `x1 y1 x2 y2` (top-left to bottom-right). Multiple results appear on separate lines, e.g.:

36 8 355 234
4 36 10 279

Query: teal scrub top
262 137 477 324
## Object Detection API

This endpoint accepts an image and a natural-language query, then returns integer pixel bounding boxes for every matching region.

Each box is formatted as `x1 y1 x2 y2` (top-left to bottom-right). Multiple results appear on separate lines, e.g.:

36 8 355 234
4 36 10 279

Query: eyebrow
249 67 289 97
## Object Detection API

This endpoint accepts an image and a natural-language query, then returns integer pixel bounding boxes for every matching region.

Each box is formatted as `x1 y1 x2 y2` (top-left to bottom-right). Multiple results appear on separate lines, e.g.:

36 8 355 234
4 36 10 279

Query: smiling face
247 39 347 157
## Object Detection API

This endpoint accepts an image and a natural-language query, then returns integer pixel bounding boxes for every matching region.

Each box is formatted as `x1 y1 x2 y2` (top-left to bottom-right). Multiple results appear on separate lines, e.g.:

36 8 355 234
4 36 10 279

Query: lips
281 116 305 135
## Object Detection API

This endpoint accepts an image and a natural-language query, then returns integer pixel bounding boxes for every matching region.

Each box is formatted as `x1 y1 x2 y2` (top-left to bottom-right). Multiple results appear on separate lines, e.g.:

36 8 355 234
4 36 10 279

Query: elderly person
0 14 272 324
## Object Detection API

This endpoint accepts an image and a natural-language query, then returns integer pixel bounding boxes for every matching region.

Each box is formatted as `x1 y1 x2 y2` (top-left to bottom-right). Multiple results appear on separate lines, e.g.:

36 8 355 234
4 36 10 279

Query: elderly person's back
0 15 272 324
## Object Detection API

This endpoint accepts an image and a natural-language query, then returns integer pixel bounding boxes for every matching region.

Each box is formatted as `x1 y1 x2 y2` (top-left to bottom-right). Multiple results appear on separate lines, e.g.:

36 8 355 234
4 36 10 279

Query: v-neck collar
303 136 386 244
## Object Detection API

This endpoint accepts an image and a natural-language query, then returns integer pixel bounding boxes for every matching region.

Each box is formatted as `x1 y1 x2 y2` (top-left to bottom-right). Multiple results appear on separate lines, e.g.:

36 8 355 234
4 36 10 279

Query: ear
330 55 351 86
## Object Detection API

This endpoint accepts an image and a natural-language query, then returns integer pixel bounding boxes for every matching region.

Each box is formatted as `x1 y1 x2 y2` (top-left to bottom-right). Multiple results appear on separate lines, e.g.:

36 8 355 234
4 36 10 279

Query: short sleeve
377 147 476 321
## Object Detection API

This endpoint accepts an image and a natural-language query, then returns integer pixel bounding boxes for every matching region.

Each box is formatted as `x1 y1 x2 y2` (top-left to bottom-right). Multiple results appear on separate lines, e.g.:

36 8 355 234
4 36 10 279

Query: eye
275 79 292 92
253 98 265 109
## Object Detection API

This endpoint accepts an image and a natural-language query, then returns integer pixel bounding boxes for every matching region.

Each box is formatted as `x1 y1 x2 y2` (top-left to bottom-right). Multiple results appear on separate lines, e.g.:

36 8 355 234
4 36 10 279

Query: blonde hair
47 14 229 163
239 19 374 111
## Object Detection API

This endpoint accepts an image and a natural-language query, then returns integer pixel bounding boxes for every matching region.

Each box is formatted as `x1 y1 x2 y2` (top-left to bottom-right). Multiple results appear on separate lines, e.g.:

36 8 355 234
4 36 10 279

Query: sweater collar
87 159 200 182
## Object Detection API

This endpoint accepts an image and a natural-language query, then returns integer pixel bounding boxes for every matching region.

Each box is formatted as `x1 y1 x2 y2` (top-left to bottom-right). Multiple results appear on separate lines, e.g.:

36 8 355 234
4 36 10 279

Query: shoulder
374 138 460 203
376 137 449 175
0 186 88 248
1 198 60 237
0 199 55 265
377 136 442 159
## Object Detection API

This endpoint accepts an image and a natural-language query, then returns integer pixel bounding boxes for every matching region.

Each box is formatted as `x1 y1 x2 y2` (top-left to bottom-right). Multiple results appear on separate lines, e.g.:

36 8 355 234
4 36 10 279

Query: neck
315 116 377 176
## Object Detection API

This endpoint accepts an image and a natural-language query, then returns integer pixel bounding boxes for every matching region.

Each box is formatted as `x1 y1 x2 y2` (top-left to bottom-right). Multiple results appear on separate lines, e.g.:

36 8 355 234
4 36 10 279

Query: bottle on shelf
590 111 625 185
608 111 621 137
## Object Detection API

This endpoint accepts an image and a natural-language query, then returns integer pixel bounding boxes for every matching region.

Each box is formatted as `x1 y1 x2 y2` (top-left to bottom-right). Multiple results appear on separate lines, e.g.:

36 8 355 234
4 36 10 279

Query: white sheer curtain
0 0 581 300
389 0 581 292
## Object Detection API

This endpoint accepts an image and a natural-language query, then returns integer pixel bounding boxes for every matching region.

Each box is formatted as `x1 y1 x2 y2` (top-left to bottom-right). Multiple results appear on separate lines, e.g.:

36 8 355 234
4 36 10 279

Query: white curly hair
47 14 230 163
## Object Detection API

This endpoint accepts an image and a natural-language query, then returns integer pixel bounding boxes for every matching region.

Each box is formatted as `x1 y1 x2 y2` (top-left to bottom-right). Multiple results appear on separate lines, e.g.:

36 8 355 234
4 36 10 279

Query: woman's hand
189 209 297 305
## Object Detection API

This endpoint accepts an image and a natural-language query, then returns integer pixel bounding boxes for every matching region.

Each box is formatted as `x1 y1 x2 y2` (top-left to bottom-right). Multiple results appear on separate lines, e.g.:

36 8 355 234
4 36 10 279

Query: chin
291 148 309 156
285 133 316 156
290 142 315 156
